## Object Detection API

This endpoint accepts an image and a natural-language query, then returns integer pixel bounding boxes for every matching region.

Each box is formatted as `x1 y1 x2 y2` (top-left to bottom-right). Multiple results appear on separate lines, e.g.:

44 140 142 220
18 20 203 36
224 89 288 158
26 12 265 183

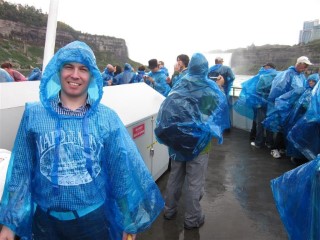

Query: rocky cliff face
0 19 129 62
230 43 320 74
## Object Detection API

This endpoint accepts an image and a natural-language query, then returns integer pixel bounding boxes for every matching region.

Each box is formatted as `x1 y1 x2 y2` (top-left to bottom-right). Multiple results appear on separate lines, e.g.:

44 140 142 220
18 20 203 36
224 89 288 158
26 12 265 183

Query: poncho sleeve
102 110 164 237
0 104 35 239
271 156 320 239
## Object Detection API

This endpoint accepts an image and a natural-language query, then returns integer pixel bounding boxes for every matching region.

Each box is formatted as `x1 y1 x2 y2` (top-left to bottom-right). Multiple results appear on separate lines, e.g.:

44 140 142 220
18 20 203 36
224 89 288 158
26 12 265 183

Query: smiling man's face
60 62 91 99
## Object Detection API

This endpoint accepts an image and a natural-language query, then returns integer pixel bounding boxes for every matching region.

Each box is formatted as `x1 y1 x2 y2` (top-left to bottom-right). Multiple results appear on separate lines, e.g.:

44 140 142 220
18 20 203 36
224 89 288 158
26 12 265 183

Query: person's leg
184 153 208 228
250 120 257 141
164 160 186 219
270 132 284 159
250 109 257 141
254 107 265 147
265 130 274 148
32 207 60 240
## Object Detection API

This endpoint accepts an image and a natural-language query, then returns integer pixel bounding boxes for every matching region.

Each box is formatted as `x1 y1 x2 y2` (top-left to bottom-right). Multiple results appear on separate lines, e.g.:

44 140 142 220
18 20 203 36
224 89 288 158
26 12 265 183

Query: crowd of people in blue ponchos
234 56 320 165
0 42 233 240
0 62 42 82
2 44 320 239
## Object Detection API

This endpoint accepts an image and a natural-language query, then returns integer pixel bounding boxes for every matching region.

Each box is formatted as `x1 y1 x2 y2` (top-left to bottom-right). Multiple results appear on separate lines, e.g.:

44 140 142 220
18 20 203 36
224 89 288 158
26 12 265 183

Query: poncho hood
39 41 103 116
188 53 208 77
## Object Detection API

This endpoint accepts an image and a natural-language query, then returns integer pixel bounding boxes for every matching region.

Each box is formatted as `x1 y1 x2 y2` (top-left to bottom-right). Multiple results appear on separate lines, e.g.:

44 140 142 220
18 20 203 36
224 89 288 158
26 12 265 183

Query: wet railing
230 86 253 132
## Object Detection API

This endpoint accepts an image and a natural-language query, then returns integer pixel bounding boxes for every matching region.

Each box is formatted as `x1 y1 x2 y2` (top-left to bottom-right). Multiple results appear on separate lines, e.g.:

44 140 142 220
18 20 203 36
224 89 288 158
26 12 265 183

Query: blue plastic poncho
0 41 164 239
282 74 319 158
233 67 277 119
115 63 136 85
27 67 42 81
154 53 230 161
287 75 320 160
271 155 320 239
101 66 114 86
147 70 171 97
208 64 235 96
263 66 307 132
0 68 14 82
171 69 188 87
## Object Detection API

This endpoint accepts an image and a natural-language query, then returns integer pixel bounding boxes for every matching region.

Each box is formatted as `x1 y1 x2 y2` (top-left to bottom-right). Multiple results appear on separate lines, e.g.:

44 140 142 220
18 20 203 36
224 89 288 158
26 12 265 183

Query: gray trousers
164 153 208 226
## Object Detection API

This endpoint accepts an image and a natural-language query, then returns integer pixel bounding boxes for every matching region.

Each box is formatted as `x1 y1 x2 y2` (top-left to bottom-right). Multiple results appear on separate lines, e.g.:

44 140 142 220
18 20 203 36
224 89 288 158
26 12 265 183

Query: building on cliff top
299 19 320 44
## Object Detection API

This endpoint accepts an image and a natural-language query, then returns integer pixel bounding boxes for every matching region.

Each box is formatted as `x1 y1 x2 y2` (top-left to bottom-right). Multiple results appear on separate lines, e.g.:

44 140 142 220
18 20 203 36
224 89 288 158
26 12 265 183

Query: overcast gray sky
6 0 320 71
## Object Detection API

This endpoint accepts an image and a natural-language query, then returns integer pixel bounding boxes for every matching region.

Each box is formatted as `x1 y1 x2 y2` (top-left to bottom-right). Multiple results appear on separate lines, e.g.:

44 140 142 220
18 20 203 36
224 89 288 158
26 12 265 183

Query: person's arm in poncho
103 111 164 237
0 107 35 239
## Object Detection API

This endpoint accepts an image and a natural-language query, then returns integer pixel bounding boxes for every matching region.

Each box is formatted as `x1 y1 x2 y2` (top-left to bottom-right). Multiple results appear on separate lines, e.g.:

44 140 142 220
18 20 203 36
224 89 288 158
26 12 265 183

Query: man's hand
0 226 15 240
122 232 136 240
216 75 225 87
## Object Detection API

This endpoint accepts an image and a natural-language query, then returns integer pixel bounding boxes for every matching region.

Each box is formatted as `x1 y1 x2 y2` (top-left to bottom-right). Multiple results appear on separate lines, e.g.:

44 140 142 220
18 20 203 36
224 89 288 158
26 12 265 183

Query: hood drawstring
52 119 61 195
82 115 93 178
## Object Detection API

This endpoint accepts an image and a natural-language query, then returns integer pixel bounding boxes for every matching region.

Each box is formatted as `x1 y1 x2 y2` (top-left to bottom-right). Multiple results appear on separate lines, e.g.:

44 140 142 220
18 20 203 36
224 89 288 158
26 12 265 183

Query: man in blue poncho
169 54 189 88
276 73 318 164
155 53 229 230
287 73 320 162
143 59 170 97
101 64 115 86
208 57 235 97
0 41 164 240
263 56 313 159
208 57 235 130
233 63 277 148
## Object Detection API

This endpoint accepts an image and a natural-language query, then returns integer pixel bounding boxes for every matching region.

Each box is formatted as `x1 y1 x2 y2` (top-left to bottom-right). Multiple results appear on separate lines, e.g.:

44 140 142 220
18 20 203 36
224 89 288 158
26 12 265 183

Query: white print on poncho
37 130 103 186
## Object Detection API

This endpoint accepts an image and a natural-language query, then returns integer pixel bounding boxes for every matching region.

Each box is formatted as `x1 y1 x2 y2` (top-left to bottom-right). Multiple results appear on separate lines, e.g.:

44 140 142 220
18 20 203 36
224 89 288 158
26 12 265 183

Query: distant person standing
134 65 147 83
1 62 26 82
170 54 190 87
155 53 229 230
115 63 136 85
263 56 313 159
158 60 169 77
208 57 235 97
233 62 277 147
208 57 235 130
144 59 171 96
101 64 114 86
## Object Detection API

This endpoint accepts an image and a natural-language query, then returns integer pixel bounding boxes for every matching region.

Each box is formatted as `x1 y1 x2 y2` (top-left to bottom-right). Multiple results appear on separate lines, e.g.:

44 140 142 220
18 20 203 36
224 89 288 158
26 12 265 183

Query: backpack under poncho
155 53 230 161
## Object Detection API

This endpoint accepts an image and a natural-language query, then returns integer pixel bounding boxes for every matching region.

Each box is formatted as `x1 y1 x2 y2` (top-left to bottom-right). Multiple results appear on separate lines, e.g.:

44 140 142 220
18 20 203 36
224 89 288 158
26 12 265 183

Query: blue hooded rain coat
0 41 164 239
155 53 230 161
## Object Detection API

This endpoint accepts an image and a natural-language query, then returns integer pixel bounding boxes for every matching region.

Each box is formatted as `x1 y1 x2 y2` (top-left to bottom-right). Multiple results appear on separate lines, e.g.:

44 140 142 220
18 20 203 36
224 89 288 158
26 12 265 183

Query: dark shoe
184 215 205 230
250 142 261 149
290 157 308 166
279 149 286 155
163 211 177 220
265 143 272 149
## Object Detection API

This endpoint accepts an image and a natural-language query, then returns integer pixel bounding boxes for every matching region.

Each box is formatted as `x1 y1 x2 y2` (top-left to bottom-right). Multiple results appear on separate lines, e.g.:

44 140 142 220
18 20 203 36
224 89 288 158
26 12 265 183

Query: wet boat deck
139 127 294 240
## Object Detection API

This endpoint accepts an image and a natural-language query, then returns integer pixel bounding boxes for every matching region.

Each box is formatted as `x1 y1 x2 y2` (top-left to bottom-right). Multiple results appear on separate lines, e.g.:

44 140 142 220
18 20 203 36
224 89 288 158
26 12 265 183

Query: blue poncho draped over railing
287 75 320 160
154 53 230 161
233 67 277 119
271 155 320 239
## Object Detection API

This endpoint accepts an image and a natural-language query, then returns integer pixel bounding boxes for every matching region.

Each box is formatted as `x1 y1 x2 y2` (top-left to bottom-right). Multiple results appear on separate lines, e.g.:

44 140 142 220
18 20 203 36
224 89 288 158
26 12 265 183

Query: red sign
133 123 145 139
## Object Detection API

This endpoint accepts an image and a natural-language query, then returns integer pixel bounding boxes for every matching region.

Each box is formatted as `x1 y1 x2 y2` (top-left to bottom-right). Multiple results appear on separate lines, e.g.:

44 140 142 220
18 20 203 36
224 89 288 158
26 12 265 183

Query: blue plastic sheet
271 155 320 239
233 67 277 120
287 76 320 160
263 66 307 133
